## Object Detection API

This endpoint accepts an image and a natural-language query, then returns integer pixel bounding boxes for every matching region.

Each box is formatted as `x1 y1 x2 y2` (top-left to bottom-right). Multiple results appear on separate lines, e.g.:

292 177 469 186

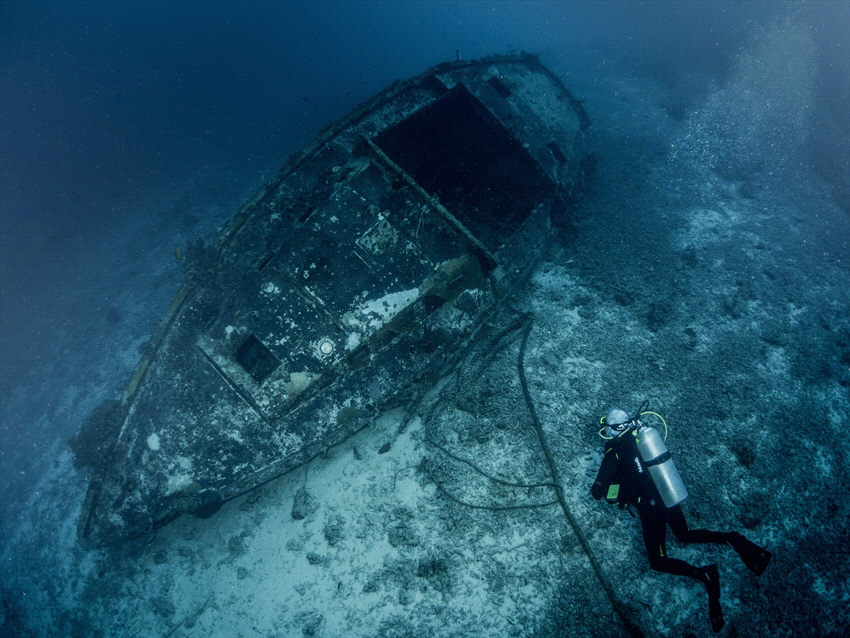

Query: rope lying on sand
424 462 559 511
426 435 561 491
423 314 643 636
517 321 643 638
424 434 560 510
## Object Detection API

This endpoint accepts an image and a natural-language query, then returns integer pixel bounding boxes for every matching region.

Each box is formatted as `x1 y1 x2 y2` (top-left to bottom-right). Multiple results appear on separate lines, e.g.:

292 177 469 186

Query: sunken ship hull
76 54 590 549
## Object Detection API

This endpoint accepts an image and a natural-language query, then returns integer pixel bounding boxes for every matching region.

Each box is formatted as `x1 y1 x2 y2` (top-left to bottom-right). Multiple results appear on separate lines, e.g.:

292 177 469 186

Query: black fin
728 532 772 576
708 595 725 633
699 564 724 633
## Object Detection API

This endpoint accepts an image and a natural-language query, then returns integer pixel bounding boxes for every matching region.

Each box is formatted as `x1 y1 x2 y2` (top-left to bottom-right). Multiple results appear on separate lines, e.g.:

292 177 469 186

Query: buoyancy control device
634 424 688 508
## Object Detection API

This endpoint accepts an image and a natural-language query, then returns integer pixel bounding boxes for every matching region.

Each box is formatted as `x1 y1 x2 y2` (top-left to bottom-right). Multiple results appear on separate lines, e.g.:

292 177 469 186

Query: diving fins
727 532 772 576
698 564 724 633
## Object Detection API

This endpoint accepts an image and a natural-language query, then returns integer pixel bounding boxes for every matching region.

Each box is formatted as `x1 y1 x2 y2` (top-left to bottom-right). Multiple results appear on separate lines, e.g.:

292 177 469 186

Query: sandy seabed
2 46 849 637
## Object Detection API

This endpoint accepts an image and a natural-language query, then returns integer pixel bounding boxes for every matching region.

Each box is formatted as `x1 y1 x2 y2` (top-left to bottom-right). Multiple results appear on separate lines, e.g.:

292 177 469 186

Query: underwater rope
163 593 214 637
518 321 643 638
426 436 561 491
424 460 558 510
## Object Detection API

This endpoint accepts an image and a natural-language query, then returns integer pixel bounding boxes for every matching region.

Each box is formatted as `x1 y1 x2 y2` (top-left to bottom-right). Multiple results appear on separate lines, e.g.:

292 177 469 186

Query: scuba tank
634 425 688 507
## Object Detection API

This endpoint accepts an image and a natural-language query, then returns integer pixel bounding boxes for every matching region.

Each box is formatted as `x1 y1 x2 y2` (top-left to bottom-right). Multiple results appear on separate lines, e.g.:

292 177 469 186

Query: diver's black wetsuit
592 425 773 633
591 428 733 632
592 429 729 576
638 498 730 574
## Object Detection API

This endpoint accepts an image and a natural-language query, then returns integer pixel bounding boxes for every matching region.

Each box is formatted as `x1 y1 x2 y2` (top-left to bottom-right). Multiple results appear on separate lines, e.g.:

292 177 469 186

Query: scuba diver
591 403 772 633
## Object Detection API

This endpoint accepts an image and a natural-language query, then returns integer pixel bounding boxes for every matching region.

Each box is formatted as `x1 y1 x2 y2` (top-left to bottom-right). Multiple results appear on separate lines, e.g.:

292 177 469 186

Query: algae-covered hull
75 54 590 549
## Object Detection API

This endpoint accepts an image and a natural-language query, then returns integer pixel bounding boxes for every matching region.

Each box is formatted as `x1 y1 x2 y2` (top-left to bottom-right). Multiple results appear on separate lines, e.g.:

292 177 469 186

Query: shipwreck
74 53 590 549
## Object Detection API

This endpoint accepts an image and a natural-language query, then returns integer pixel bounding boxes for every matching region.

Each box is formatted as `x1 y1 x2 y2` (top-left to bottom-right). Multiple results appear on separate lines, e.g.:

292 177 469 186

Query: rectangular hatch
234 334 280 385
372 83 557 251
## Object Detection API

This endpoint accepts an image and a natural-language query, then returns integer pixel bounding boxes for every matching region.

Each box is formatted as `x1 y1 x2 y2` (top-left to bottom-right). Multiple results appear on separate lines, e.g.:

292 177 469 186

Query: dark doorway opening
373 84 555 251
235 334 280 384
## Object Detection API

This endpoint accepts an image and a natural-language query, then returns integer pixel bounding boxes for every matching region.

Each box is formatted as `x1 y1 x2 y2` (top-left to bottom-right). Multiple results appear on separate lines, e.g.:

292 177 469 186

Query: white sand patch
342 288 419 334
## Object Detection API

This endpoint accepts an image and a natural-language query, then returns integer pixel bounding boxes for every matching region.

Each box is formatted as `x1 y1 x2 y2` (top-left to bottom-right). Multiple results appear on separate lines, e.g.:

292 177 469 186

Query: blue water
2 2 848 636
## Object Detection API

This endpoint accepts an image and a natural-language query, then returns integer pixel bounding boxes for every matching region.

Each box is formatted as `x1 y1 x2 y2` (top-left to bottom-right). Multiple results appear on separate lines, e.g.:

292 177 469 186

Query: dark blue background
2 1 848 400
